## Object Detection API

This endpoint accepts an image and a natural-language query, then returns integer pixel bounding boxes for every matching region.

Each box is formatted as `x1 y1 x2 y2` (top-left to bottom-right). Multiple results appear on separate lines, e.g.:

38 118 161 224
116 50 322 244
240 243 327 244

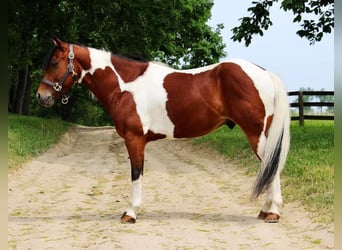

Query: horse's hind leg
121 136 146 224
238 116 282 222
257 173 282 223
253 132 282 223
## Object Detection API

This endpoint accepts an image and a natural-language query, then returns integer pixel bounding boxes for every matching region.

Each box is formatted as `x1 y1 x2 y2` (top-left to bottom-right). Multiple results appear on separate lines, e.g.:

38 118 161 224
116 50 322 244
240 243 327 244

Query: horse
36 38 290 224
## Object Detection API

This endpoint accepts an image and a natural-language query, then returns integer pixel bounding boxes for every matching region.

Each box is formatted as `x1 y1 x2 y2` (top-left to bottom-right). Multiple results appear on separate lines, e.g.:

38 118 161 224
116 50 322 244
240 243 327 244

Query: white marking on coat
78 48 115 83
119 63 176 137
131 174 143 208
124 174 143 219
179 63 219 74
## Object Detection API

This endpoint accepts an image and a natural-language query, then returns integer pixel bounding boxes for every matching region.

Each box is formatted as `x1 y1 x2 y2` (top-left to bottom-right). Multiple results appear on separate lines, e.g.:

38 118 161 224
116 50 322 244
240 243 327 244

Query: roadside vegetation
194 120 334 223
8 114 71 170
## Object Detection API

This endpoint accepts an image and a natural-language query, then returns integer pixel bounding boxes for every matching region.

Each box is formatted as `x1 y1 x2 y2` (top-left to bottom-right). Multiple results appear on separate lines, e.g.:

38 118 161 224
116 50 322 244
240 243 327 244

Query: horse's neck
76 46 149 110
75 47 117 108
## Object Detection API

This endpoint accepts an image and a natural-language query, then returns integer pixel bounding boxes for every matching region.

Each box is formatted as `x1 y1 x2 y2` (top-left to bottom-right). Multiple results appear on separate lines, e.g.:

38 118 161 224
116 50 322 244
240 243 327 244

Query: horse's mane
114 53 148 63
42 45 58 70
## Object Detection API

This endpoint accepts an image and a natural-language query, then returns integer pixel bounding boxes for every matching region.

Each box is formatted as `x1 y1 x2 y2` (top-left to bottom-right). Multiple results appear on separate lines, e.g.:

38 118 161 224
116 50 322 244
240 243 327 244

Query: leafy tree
231 0 334 46
8 0 226 122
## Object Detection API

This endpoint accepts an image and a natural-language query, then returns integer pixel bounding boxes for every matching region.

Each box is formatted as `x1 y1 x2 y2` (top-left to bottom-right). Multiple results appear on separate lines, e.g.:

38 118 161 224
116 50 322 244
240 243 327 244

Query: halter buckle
61 95 69 104
68 51 74 60
53 82 62 92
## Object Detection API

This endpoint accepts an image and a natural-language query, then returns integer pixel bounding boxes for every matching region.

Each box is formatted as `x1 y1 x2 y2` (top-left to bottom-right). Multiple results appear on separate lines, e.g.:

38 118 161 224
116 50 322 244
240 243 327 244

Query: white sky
208 1 334 91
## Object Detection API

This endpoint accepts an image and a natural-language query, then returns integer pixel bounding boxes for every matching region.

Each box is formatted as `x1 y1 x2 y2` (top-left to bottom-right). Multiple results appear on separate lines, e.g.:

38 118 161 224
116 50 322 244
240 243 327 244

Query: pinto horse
36 38 290 223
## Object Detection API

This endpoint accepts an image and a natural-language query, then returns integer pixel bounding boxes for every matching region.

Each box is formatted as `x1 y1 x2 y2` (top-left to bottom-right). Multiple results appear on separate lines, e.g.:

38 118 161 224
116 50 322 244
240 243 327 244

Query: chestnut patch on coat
111 56 149 83
163 62 265 154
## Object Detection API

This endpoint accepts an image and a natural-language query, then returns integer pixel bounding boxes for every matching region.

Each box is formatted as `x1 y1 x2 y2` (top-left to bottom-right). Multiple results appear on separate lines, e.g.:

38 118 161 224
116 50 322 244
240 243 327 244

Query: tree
8 1 67 114
8 0 226 118
231 0 334 46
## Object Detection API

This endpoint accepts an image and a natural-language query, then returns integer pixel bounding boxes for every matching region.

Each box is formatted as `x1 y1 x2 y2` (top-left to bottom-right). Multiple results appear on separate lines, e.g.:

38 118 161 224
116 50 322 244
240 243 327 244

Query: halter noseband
42 44 78 104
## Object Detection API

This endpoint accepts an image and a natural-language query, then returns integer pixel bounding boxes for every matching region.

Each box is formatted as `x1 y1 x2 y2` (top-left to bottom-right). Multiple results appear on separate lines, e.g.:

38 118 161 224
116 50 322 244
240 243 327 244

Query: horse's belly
163 102 225 138
137 101 222 139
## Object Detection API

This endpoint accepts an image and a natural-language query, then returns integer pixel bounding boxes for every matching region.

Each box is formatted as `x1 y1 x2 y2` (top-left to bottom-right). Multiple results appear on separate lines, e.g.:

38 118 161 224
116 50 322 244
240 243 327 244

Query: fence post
298 91 304 126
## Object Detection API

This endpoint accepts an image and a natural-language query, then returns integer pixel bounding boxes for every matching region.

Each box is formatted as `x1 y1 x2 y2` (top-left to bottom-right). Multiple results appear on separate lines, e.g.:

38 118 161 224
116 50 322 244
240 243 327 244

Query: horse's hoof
120 212 136 224
257 210 268 220
264 213 280 223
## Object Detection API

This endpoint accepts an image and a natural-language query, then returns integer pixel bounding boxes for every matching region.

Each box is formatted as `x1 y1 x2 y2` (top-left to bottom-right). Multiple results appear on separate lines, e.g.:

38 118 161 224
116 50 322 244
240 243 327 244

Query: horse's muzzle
36 91 55 107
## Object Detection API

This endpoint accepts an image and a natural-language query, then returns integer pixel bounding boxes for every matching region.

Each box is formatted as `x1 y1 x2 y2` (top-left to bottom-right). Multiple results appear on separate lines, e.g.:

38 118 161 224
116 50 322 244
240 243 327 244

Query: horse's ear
51 37 67 51
52 37 62 47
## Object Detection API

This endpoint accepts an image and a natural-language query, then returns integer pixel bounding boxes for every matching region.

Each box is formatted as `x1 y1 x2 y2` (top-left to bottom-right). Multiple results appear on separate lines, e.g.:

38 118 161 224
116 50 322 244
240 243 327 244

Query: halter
41 44 78 104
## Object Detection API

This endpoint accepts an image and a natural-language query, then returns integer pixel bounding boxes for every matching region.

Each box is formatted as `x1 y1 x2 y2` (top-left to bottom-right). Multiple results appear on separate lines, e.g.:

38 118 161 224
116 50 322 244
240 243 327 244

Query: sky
207 1 334 91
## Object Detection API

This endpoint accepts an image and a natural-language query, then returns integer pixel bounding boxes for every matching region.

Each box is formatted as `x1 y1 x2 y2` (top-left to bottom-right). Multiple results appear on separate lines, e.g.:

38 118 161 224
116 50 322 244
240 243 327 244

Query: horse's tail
252 72 290 199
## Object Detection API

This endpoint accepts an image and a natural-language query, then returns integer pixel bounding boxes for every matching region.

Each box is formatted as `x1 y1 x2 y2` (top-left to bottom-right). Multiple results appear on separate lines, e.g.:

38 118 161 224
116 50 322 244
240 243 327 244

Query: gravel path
8 126 333 249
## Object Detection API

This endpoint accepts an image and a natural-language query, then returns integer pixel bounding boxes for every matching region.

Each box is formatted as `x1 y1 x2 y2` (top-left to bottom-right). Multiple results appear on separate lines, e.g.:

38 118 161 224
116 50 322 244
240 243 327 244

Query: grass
193 120 334 223
8 114 72 170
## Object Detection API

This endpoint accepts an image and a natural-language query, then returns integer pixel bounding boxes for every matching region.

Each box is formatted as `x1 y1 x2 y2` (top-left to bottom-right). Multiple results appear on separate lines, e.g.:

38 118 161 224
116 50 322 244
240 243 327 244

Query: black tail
252 129 284 199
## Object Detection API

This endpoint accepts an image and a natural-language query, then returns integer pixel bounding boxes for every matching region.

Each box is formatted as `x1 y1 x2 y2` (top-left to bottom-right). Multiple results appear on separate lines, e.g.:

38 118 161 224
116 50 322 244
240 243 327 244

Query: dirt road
8 126 333 249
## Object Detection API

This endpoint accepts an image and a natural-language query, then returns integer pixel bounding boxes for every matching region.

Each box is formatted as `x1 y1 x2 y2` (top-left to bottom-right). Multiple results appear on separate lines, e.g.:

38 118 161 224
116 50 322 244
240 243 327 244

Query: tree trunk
8 70 19 113
22 66 32 115
12 65 30 115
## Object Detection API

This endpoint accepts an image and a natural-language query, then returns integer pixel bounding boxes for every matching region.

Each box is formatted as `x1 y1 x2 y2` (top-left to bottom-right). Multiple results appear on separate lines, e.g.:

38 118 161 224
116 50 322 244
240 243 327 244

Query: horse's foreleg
121 136 146 224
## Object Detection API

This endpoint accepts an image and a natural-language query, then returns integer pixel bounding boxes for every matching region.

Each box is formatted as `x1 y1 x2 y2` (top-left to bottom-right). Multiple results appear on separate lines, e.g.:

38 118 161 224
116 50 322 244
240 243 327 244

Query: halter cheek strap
41 44 78 104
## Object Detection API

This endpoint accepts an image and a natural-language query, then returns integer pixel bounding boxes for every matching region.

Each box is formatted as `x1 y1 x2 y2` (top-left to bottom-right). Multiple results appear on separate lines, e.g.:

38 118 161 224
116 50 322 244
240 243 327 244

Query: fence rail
287 91 334 126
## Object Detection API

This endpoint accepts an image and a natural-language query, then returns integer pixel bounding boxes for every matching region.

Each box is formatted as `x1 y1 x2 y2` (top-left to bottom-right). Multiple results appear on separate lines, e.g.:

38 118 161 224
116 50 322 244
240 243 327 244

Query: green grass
8 114 72 170
194 120 334 223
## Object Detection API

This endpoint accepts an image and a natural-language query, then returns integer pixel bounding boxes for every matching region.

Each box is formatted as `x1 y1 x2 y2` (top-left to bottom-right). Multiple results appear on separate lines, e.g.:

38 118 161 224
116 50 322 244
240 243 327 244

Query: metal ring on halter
53 82 62 92
61 95 69 104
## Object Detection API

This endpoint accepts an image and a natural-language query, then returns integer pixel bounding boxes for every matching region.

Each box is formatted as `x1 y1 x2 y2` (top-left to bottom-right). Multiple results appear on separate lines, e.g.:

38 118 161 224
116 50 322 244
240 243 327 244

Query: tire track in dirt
8 126 333 249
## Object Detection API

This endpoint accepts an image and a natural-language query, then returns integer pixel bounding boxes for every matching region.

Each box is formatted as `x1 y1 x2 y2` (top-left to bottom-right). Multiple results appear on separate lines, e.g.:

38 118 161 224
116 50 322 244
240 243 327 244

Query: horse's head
36 38 79 107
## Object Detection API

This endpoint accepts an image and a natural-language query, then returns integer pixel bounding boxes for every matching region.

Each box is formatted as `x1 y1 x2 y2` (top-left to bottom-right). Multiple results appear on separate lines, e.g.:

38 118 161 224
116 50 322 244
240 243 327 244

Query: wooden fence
288 91 334 126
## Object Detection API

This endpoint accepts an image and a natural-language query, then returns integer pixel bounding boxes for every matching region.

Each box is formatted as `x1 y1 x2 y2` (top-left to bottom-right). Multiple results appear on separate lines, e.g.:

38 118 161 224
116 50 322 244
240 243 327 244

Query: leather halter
41 44 78 104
